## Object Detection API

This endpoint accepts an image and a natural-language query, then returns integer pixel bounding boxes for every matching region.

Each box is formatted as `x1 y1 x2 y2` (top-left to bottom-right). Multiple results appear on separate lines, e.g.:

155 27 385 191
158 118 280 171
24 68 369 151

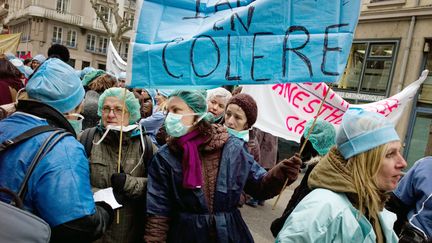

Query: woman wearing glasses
83 87 155 243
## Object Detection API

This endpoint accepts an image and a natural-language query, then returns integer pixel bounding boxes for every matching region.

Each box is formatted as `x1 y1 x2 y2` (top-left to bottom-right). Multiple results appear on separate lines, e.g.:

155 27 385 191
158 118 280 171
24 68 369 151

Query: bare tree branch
90 0 133 52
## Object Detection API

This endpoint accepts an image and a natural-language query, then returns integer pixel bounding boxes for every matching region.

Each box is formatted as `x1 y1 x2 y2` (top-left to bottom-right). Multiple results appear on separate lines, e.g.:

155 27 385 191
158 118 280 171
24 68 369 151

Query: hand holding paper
93 187 123 210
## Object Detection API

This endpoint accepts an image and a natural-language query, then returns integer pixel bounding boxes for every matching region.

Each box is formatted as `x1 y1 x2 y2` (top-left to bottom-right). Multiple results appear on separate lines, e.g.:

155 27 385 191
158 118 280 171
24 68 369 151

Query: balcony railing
93 19 111 32
44 8 83 26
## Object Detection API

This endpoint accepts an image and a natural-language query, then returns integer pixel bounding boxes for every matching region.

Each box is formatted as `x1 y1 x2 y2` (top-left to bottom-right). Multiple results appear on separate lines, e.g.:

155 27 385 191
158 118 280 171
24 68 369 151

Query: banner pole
116 87 128 223
272 87 330 210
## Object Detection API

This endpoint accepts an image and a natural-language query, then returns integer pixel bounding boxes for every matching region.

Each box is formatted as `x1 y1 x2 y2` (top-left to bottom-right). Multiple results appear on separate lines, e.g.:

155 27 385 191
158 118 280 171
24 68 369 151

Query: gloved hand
111 173 127 204
279 153 302 183
111 173 127 193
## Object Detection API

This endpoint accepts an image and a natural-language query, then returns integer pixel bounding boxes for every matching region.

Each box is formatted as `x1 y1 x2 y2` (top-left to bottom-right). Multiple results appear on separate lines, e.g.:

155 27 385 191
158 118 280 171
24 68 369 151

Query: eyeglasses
102 106 127 116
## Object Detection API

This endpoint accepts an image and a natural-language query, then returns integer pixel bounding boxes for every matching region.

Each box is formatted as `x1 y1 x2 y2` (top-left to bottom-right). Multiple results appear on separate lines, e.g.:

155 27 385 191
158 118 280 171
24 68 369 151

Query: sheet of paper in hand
93 187 123 210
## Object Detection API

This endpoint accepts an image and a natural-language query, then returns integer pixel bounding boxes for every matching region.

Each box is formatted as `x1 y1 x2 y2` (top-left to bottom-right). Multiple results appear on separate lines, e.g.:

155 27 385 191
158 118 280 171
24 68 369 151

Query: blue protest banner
128 0 361 88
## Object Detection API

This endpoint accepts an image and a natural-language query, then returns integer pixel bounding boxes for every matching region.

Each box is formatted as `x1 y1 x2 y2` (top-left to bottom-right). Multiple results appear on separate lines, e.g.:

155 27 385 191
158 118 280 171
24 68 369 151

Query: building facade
334 0 432 167
2 0 134 70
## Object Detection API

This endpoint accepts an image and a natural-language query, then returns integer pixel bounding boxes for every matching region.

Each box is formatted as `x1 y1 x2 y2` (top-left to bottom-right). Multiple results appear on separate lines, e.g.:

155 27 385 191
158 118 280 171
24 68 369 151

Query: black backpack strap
17 129 71 200
78 127 97 158
0 125 58 152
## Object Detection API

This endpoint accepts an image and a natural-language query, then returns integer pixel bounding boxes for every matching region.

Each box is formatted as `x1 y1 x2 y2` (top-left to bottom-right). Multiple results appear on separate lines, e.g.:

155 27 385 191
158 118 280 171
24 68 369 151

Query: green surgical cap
303 119 336 156
82 70 105 86
97 87 141 124
169 89 212 121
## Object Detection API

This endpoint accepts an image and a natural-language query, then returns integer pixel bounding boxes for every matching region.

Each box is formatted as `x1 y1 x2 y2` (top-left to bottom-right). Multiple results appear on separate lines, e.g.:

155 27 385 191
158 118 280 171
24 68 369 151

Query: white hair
206 87 232 103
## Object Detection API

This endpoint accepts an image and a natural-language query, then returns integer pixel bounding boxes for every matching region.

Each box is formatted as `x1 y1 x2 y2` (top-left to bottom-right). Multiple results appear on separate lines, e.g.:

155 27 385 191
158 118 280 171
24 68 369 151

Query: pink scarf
177 129 207 189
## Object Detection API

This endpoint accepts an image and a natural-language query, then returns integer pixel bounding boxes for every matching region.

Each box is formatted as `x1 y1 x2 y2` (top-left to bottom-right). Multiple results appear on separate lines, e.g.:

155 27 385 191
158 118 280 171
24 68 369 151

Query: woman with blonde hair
276 109 407 243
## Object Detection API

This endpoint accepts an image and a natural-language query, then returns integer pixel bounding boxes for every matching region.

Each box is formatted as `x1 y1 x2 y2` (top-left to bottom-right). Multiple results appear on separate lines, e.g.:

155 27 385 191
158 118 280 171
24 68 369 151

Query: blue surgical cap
118 71 127 80
10 58 33 78
303 119 336 156
336 109 400 159
97 87 141 124
26 58 85 113
80 66 96 79
158 89 173 98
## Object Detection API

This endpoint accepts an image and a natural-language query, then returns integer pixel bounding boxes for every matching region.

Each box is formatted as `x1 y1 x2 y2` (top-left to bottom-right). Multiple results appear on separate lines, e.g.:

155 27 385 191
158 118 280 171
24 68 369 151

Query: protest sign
0 33 21 54
242 70 429 142
128 0 361 88
106 40 127 78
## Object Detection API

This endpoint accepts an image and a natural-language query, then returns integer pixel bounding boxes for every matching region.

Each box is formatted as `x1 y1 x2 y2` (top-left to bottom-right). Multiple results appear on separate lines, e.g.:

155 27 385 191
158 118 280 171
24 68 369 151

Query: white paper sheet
93 187 123 210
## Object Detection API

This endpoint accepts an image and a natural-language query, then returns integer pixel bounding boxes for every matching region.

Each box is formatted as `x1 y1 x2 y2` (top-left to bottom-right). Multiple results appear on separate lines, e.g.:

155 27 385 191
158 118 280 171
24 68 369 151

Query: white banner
242 70 429 142
106 40 127 78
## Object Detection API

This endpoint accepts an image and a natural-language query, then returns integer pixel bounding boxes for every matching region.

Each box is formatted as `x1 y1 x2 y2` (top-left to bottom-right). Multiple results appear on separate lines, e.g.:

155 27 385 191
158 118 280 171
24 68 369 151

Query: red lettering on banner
303 99 320 113
285 116 306 134
317 103 334 117
385 98 399 113
292 91 310 108
286 116 299 132
272 83 284 95
324 109 344 123
313 83 330 98
272 83 299 105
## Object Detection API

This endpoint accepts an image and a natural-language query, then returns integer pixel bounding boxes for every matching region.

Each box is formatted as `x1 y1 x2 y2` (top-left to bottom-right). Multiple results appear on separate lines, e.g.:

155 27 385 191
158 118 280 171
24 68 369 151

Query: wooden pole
272 87 330 210
116 87 128 224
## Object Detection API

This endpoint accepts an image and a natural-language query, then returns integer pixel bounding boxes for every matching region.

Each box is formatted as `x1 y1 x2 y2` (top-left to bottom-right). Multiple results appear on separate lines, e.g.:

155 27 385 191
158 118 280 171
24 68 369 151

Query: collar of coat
16 99 76 137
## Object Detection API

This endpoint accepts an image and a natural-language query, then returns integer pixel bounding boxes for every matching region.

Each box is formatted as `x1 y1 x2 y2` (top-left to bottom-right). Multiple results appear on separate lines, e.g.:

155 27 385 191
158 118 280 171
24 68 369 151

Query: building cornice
360 5 432 21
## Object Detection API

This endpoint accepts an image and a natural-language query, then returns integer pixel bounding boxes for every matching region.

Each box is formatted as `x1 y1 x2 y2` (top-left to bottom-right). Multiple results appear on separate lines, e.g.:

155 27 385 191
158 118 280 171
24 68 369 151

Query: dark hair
0 57 22 80
48 44 70 63
0 57 24 92
23 58 32 65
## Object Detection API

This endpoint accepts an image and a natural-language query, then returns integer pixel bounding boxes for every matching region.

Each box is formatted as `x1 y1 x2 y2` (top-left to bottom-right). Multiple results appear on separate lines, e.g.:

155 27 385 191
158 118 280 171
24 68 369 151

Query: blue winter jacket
394 156 432 240
0 112 96 227
147 136 268 243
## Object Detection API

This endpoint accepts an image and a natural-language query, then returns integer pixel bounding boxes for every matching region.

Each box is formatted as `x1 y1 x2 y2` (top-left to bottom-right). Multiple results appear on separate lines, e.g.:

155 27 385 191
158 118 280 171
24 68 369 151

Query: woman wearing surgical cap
144 89 302 243
0 58 113 242
0 56 24 105
276 109 407 243
81 70 117 130
138 89 172 147
31 54 46 70
84 87 155 243
271 119 336 237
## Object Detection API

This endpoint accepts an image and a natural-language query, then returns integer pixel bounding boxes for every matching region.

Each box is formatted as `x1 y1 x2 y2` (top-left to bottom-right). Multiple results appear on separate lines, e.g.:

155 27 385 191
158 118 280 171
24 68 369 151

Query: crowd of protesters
0 44 430 243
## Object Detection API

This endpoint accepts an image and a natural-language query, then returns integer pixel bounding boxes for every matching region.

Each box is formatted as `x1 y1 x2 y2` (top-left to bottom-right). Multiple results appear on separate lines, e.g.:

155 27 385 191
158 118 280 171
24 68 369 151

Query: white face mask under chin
93 124 138 145
92 124 146 175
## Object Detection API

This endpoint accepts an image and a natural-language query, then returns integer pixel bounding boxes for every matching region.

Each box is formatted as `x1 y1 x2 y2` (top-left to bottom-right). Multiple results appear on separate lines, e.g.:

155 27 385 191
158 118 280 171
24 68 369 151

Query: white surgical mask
93 124 138 145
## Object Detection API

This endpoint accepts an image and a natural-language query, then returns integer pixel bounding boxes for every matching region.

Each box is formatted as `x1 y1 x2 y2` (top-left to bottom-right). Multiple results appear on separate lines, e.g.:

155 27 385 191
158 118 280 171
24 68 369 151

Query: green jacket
90 129 155 243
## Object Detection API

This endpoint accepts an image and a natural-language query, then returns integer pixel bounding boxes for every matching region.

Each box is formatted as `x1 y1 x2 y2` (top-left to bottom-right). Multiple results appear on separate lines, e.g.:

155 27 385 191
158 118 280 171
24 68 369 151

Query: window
98 63 106 70
123 12 134 27
419 40 432 104
86 34 96 51
56 0 69 13
66 30 77 48
124 42 129 56
405 113 432 169
98 37 108 54
333 41 399 102
98 5 112 23
82 61 90 69
68 58 75 68
52 26 63 44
